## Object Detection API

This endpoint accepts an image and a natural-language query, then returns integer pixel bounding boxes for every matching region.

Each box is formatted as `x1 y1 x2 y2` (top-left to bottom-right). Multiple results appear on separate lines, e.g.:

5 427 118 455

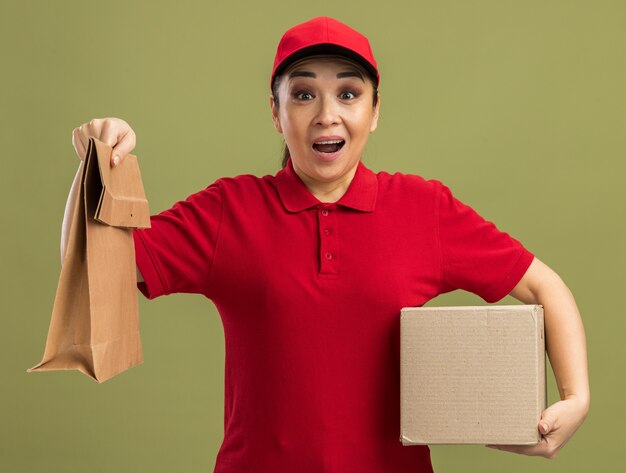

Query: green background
2 0 624 471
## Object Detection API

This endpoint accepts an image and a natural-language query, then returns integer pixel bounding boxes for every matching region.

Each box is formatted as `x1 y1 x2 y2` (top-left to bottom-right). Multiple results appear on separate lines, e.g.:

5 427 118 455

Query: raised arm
64 117 144 283
487 256 590 459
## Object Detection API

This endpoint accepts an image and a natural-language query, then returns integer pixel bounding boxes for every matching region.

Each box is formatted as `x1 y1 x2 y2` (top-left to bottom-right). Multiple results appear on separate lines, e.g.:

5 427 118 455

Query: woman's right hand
72 117 136 167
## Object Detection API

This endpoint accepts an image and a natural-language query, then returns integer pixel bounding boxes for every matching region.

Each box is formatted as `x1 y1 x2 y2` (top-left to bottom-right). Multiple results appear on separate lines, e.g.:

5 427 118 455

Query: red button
321 209 329 216
323 228 330 235
325 252 333 260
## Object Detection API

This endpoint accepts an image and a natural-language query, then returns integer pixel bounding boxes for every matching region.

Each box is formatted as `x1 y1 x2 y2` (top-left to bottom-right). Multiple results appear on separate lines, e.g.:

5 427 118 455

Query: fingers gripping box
400 305 546 445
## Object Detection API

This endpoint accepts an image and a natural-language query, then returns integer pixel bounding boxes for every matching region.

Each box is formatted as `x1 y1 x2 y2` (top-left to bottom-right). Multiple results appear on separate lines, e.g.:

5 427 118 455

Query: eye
339 90 358 100
293 90 314 101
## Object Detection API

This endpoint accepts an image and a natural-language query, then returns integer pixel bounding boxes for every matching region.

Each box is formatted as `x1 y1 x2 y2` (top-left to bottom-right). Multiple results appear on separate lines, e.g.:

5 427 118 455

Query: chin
318 161 359 182
293 149 358 180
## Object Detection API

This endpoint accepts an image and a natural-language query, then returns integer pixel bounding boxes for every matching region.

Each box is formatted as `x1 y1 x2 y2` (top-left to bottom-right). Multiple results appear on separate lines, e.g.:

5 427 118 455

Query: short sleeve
132 180 224 300
436 182 534 303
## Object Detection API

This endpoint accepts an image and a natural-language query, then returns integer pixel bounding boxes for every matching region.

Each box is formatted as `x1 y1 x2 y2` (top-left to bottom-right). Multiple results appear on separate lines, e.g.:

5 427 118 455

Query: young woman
67 16 589 473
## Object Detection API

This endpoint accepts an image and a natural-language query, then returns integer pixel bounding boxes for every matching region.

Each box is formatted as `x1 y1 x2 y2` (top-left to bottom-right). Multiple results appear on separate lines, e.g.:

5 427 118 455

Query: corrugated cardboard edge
535 305 547 444
399 305 546 446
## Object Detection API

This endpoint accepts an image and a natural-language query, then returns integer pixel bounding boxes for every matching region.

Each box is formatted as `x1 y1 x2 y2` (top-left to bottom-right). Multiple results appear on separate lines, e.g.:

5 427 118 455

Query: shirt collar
275 157 378 213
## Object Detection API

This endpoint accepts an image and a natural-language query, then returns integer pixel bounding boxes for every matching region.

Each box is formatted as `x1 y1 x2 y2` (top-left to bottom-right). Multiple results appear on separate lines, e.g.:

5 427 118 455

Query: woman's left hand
486 396 589 460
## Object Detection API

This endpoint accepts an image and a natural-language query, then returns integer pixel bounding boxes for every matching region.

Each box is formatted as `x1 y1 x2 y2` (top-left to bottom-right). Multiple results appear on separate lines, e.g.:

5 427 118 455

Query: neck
294 162 359 203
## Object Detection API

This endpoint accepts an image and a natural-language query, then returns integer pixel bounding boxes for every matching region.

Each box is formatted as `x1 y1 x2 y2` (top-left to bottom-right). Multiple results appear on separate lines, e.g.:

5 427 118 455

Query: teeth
315 139 343 144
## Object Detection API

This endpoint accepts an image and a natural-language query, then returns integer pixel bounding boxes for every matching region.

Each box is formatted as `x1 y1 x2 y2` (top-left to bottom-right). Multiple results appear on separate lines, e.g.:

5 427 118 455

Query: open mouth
312 139 345 154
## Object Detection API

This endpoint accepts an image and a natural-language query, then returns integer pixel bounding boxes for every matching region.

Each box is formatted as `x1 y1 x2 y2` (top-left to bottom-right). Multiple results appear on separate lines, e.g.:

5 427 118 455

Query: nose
314 94 340 127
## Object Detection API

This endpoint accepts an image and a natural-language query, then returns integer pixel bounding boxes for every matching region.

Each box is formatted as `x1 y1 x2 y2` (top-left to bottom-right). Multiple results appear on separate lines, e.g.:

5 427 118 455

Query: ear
370 92 381 133
270 95 283 133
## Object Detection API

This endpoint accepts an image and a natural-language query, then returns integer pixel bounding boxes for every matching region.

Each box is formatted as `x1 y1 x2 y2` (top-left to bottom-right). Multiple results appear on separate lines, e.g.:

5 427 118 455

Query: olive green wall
2 0 623 471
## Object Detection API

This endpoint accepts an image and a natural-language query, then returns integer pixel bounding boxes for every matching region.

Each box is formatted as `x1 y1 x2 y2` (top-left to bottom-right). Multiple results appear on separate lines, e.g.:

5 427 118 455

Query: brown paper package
27 137 151 383
400 304 546 445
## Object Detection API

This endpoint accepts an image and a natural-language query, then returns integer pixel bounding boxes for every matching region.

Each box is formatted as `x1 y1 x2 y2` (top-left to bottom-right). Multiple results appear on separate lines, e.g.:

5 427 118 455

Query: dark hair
271 62 379 169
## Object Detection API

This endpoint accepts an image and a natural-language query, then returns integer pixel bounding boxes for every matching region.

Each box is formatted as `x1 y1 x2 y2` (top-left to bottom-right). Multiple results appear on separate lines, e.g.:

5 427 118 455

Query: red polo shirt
132 157 534 473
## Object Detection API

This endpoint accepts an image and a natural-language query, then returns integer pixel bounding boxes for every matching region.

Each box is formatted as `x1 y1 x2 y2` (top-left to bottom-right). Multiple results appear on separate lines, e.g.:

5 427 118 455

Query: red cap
270 16 380 90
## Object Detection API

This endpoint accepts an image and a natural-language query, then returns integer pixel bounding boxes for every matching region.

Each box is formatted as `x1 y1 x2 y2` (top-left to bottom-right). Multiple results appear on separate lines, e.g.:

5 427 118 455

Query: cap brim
272 44 379 89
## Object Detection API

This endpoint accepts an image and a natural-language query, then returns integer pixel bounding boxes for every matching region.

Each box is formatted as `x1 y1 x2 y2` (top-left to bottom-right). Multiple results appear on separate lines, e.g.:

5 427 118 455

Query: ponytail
281 143 290 168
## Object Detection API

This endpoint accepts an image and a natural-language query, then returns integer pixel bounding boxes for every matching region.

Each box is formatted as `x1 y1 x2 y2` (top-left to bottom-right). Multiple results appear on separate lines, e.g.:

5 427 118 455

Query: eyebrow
288 70 364 81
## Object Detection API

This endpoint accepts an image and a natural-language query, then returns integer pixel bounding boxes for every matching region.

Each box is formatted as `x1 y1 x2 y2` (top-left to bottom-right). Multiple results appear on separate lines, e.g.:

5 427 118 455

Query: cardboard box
400 305 546 445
